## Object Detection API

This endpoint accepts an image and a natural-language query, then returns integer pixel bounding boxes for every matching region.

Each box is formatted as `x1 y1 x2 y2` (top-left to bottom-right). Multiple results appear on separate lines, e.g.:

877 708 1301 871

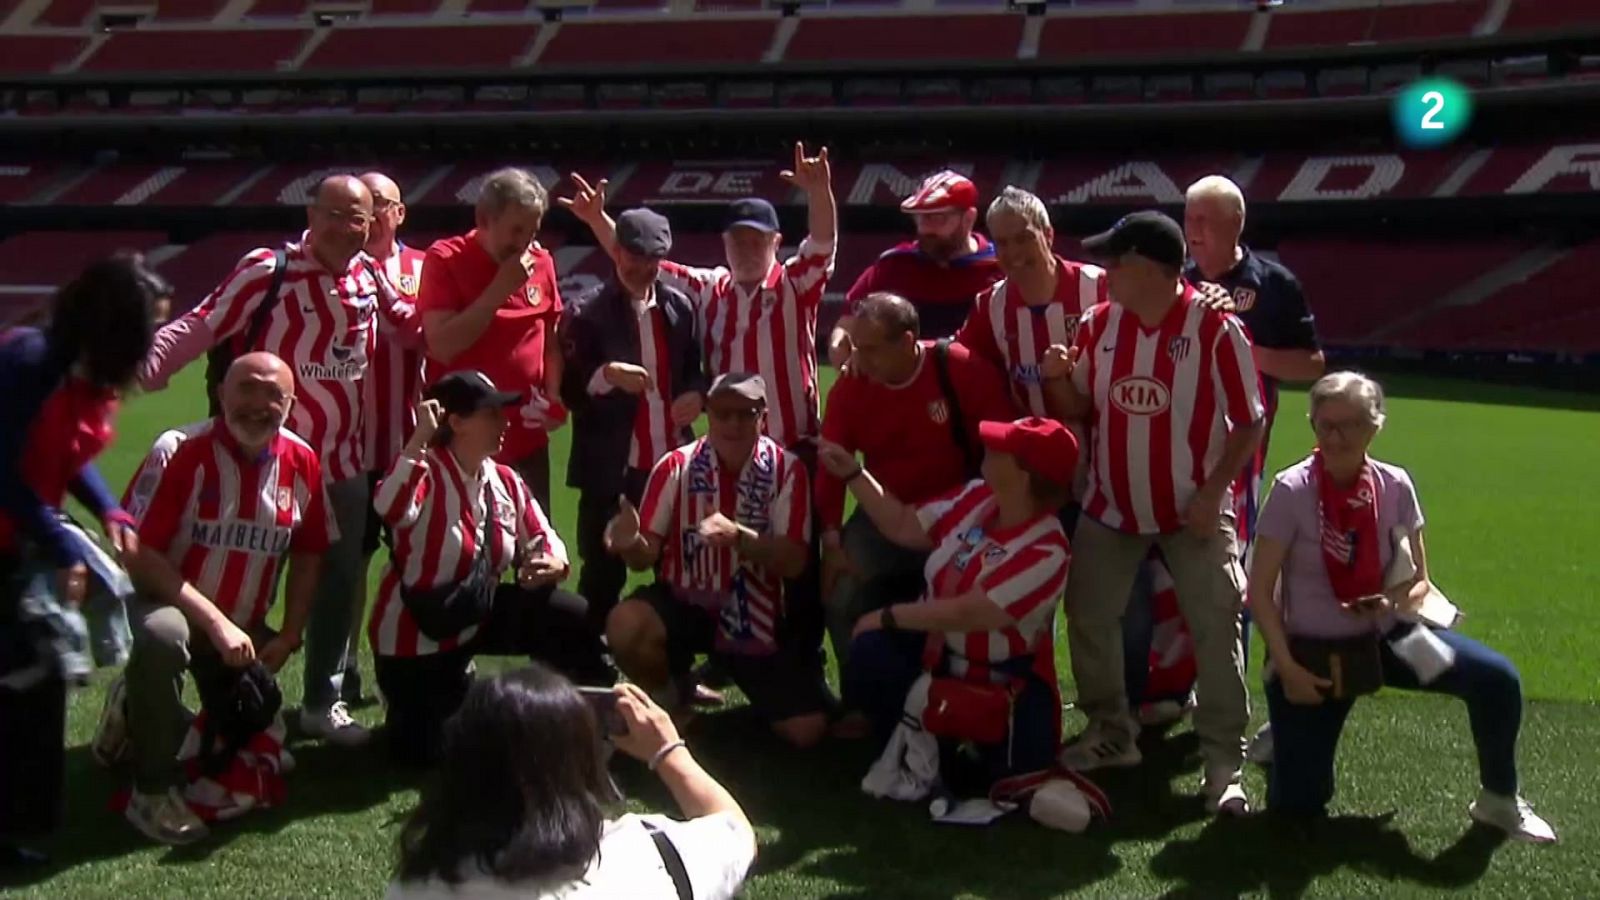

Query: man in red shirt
1044 212 1265 817
119 352 333 845
418 167 567 511
816 292 1018 670
829 170 1003 362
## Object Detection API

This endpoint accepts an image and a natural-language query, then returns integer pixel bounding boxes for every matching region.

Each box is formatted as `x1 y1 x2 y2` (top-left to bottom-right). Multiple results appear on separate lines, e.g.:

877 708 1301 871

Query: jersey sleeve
1255 471 1303 548
1250 270 1321 351
915 481 983 539
953 287 1003 369
136 442 203 555
979 540 1070 627
122 428 193 525
537 251 564 318
417 244 468 315
374 453 433 531
505 464 570 567
783 237 836 311
192 248 282 343
771 452 811 545
290 452 335 553
1212 316 1266 427
657 260 725 309
371 264 423 349
844 262 878 310
639 451 685 542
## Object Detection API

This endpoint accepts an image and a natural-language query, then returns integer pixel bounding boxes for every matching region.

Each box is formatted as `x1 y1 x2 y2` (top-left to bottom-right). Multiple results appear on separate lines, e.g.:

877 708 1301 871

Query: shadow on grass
0 737 416 892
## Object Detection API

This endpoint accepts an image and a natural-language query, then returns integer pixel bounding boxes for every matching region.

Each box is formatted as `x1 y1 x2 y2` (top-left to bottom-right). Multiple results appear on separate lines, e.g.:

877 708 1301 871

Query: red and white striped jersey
630 295 674 472
143 240 408 483
1070 286 1265 535
121 421 212 524
362 243 427 473
916 481 1070 683
369 448 567 658
134 421 336 630
639 435 809 655
954 256 1107 418
658 238 834 448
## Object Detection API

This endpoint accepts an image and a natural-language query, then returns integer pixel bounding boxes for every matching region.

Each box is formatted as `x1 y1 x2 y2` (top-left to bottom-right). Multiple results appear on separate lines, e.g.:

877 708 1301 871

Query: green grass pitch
6 363 1598 898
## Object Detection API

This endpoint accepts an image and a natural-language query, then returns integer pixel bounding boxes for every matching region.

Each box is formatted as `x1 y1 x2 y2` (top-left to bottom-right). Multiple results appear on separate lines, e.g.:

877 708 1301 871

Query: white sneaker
1246 722 1274 767
126 788 208 846
298 701 371 748
1203 765 1250 816
1058 724 1142 771
1469 791 1557 844
91 674 130 768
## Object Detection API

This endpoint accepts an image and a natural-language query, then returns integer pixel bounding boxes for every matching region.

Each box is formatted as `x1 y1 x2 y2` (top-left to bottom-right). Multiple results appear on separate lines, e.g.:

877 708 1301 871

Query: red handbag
922 677 1017 745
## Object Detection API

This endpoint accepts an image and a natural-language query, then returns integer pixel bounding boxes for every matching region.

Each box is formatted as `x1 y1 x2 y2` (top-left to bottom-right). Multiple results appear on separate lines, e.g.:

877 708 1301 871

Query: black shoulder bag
205 248 289 417
643 820 694 900
930 338 979 480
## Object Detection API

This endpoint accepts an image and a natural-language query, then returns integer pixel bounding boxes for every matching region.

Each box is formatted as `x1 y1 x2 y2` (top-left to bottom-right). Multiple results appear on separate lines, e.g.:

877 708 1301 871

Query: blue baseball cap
723 198 779 234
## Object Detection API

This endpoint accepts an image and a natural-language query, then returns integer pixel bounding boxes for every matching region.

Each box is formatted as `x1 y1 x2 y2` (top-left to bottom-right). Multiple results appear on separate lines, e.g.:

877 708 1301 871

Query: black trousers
782 440 826 659
0 554 66 841
575 468 651 634
374 582 611 766
510 446 553 517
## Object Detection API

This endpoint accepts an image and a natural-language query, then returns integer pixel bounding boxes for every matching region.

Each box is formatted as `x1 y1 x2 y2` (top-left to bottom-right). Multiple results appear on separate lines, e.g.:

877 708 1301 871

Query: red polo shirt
418 230 563 460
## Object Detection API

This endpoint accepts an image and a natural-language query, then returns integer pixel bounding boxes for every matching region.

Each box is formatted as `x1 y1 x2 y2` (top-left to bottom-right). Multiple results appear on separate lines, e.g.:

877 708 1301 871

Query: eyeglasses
372 197 400 212
314 206 373 228
1310 416 1372 439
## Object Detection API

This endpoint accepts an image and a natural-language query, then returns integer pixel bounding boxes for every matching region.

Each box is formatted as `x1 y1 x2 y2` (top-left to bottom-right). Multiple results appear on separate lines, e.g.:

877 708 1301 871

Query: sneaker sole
1468 805 1558 844
125 807 207 847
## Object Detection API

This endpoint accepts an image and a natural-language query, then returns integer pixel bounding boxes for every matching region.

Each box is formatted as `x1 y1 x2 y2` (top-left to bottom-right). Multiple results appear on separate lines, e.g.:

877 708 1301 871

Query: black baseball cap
616 207 672 258
723 197 779 234
426 371 521 416
708 372 767 406
1081 211 1187 270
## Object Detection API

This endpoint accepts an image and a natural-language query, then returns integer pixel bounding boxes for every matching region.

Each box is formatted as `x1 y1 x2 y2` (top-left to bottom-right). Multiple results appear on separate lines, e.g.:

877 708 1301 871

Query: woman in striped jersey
369 371 611 766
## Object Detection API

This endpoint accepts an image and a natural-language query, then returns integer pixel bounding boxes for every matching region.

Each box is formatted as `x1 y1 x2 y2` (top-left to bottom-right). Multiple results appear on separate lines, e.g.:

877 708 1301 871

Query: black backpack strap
643 820 694 900
244 248 291 351
930 338 977 478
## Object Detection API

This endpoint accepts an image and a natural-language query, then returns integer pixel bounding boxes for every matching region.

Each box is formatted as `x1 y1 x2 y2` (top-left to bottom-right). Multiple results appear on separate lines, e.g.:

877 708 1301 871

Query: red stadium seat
465 0 529 12
302 24 540 71
539 18 776 66
785 13 1022 62
1265 0 1485 48
1393 241 1600 351
34 0 96 26
154 0 229 20
0 36 86 74
1500 0 1600 34
246 0 310 17
80 29 310 72
1037 11 1250 60
0 231 169 325
369 0 444 14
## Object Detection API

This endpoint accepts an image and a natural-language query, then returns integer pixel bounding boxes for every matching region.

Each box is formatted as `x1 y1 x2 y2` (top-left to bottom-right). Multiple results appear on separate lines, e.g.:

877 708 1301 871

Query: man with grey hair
418 167 568 510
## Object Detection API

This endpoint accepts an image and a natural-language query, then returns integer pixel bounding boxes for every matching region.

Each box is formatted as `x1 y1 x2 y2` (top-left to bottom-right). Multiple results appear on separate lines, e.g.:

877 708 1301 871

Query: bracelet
843 466 866 485
649 739 688 771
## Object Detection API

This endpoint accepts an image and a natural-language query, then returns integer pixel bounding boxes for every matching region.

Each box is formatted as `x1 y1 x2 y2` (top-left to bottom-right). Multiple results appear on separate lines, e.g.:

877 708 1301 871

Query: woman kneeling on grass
389 665 756 899
1250 371 1555 842
818 416 1074 796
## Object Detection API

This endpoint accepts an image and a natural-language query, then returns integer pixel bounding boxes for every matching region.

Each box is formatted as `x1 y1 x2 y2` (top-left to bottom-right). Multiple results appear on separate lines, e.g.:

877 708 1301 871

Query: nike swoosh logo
1101 344 1115 353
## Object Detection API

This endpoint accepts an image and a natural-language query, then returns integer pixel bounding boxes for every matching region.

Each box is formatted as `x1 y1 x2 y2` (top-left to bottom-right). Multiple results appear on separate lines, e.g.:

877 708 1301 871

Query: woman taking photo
818 416 1075 793
369 371 610 766
389 665 756 899
1251 371 1555 843
0 254 161 866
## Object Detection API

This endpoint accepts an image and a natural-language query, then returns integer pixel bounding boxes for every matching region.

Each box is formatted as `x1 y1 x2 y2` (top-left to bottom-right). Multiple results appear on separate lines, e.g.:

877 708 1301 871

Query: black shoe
341 666 363 705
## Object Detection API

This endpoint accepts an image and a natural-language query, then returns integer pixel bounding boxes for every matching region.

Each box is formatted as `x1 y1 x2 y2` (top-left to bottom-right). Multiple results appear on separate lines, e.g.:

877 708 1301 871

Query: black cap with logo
425 371 522 417
722 198 780 234
1081 211 1187 270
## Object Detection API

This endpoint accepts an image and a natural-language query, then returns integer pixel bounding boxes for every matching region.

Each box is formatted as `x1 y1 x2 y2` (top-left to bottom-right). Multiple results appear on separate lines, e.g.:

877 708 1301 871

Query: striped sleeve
1213 315 1265 427
771 453 810 545
639 451 685 541
504 464 569 567
782 237 836 310
376 454 432 530
193 248 281 342
136 440 204 555
657 260 724 309
915 481 985 540
122 428 193 524
980 542 1069 623
372 266 423 349
291 451 335 553
953 286 1003 369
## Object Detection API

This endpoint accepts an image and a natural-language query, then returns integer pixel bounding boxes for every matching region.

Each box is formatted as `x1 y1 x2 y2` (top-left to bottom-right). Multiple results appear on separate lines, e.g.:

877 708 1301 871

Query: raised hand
815 438 860 479
557 172 609 227
604 496 642 554
779 142 832 196
1193 281 1237 313
1039 344 1080 381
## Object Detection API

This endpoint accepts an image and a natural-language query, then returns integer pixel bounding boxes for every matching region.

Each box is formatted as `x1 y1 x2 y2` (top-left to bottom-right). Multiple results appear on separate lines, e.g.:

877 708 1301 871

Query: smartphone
578 686 627 738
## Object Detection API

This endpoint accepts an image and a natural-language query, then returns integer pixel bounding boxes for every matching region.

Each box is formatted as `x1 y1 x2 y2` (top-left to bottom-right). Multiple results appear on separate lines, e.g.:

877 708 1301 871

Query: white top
385 812 755 900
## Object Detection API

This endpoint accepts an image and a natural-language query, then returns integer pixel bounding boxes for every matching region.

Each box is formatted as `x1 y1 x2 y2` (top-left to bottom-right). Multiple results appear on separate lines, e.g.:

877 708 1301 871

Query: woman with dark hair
0 254 161 866
389 665 756 898
818 416 1076 797
369 371 611 767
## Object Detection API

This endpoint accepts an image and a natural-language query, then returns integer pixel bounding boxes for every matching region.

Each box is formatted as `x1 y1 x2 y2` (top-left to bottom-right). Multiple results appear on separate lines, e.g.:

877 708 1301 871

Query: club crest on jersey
1167 336 1193 364
276 486 293 513
397 273 418 296
1111 375 1171 416
928 399 950 425
761 291 777 309
1233 288 1257 312
525 285 544 308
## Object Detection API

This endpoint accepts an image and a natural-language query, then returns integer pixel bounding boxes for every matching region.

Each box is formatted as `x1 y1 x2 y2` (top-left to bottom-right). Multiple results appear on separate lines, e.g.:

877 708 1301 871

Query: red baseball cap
978 417 1079 486
901 170 978 214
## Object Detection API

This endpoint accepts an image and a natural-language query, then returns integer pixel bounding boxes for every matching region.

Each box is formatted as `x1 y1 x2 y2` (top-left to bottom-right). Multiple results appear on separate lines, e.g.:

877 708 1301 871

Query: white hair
476 167 548 220
1309 371 1387 430
985 185 1051 233
1185 175 1246 220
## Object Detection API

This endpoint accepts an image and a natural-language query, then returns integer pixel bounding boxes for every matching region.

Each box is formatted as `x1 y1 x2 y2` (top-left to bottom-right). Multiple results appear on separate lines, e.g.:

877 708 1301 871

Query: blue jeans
844 629 1057 792
1266 625 1523 815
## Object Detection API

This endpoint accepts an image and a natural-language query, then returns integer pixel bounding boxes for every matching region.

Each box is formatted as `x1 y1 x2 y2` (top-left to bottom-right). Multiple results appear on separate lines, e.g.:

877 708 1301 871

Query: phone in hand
1341 594 1386 613
578 686 627 737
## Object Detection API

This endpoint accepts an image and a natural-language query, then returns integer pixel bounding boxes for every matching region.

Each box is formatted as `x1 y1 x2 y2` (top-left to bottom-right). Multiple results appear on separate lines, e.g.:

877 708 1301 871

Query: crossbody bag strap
642 820 694 900
930 339 977 477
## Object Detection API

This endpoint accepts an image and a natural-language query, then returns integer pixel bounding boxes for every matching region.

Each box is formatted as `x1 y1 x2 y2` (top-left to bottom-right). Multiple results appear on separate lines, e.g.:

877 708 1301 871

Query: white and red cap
900 170 978 214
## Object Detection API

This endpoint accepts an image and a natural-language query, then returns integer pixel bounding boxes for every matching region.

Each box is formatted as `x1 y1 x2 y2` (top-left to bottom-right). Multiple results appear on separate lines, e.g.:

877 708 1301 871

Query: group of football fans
0 141 1555 870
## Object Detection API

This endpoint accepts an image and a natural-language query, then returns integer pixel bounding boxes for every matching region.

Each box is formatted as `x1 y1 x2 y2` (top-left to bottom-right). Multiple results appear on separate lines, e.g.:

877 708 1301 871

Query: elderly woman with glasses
1249 371 1555 843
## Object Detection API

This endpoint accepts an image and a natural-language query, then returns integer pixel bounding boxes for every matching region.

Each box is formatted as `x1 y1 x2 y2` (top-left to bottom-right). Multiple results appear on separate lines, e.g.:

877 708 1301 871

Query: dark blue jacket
560 278 705 498
0 328 124 568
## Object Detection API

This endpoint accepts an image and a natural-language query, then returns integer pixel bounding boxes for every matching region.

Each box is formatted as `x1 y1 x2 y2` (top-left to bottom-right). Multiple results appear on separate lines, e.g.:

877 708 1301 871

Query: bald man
347 171 427 704
108 353 337 845
136 174 405 745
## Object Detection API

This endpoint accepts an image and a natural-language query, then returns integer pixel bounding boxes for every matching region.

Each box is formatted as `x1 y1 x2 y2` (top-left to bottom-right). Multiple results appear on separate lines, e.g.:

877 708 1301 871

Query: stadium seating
0 35 85 74
155 0 229 21
79 28 310 72
538 18 776 66
785 13 1023 63
302 23 540 71
1499 0 1600 34
1262 0 1487 49
1037 10 1250 60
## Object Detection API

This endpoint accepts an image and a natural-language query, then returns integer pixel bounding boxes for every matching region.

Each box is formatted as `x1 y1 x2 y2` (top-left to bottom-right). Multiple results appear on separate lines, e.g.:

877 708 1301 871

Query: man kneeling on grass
604 373 832 748
98 353 331 845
